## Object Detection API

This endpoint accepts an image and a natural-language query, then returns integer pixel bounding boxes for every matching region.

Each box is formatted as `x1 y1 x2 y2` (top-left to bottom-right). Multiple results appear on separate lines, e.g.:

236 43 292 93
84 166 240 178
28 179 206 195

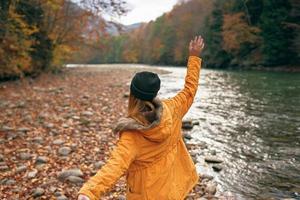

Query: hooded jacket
78 56 202 200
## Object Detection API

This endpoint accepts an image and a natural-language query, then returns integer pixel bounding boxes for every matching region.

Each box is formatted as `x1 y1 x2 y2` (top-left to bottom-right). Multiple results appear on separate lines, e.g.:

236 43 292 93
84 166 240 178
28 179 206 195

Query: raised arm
164 36 204 119
77 132 138 200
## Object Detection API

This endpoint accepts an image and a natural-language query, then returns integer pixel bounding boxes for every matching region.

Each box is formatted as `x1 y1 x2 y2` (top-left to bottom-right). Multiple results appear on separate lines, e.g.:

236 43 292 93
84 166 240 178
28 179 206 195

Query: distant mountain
105 22 143 35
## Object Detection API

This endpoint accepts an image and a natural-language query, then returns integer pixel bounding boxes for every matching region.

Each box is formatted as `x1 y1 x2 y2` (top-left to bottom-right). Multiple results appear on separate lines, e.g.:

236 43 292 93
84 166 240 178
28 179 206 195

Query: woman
78 36 205 200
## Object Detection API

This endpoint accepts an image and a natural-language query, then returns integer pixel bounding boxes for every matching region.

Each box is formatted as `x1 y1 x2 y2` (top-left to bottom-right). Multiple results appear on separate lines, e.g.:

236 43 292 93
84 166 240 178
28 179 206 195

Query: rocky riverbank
1 66 224 200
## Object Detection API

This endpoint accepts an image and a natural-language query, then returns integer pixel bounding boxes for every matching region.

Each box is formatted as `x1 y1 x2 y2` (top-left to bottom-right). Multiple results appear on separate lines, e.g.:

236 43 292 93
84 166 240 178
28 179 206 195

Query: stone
36 156 48 164
201 174 214 181
53 139 65 145
81 111 93 116
32 187 44 198
27 169 38 178
32 137 44 144
58 147 72 156
206 182 217 195
19 152 32 160
182 120 194 130
1 125 14 131
62 123 69 128
66 175 84 184
118 195 126 200
0 154 4 162
212 165 223 172
94 161 105 169
183 133 192 140
57 195 68 200
58 169 83 181
204 156 223 163
0 165 9 171
16 165 27 173
17 127 30 132
44 123 54 129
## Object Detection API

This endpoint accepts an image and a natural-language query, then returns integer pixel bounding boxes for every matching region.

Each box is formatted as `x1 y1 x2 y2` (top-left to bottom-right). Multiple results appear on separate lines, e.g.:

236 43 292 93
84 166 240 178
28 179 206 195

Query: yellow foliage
222 13 261 53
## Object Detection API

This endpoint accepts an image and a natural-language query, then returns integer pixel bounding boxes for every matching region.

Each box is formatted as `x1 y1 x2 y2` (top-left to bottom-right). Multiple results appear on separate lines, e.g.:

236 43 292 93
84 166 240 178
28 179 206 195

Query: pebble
3 179 16 185
1 125 14 131
183 133 192 140
57 195 68 200
206 182 217 195
0 154 4 161
44 123 54 128
204 156 223 163
62 123 69 128
212 165 223 172
58 147 72 156
201 174 214 181
17 127 30 132
27 169 38 178
53 139 65 145
58 169 83 181
36 156 48 164
66 175 84 184
32 187 44 198
19 152 32 160
182 120 194 130
0 165 9 171
16 165 27 173
94 161 105 169
81 111 93 116
32 136 44 144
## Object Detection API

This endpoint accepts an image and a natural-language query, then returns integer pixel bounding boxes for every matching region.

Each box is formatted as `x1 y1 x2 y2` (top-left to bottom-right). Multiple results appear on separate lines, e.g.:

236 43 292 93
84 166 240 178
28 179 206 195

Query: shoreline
0 66 222 199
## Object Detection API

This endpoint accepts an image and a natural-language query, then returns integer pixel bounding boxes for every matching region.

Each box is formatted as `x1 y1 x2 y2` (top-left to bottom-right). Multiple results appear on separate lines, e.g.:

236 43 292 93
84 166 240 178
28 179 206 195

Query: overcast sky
113 0 178 25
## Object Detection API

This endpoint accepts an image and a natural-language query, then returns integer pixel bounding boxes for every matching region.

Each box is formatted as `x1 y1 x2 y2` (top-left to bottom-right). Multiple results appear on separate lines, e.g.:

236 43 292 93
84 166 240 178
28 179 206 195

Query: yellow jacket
78 56 202 200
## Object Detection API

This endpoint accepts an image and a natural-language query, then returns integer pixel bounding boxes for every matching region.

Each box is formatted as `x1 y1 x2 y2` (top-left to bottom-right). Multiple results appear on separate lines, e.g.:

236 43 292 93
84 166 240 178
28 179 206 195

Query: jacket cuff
188 56 202 63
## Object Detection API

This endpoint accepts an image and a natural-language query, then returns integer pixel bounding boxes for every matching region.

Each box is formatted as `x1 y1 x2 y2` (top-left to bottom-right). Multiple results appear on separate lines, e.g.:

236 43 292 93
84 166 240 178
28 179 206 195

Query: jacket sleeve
164 56 202 119
77 132 137 200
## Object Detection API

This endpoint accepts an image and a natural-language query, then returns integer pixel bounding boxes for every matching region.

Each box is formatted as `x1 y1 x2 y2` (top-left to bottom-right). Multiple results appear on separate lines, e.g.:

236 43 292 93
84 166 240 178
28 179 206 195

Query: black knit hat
130 71 161 101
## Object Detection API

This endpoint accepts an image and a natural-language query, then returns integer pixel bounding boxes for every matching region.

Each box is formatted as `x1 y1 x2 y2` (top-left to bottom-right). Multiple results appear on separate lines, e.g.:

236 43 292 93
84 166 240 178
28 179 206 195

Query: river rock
206 182 217 195
32 136 44 144
183 133 192 140
0 154 4 162
212 164 223 172
44 122 54 129
204 156 223 163
58 169 83 181
182 120 194 130
58 147 72 156
16 165 27 173
66 175 84 184
57 195 68 200
1 125 14 132
94 161 105 169
53 139 65 145
27 169 38 178
81 111 93 116
19 152 32 160
32 187 44 198
0 165 9 171
36 156 48 164
17 127 30 132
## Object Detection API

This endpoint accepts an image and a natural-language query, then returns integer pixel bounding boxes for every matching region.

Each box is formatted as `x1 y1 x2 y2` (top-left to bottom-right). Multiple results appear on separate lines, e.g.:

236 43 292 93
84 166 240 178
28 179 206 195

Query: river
155 66 300 199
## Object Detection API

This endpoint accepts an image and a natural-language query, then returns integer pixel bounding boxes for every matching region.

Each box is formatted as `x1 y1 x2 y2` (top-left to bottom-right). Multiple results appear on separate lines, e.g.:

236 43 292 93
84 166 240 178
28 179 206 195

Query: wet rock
53 139 65 145
58 147 72 156
57 195 68 200
32 187 44 198
27 169 38 178
58 169 83 181
182 120 194 130
19 152 32 160
36 156 48 164
204 156 223 163
66 175 84 184
16 165 27 173
212 165 223 172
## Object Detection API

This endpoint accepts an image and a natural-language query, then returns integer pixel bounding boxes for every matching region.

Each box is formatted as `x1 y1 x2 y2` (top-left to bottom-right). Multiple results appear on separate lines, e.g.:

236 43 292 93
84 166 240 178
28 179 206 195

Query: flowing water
156 66 300 199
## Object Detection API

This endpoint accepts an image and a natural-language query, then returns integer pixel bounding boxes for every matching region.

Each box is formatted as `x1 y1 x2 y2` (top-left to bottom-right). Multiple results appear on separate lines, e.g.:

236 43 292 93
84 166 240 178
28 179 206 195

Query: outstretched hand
189 35 205 57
